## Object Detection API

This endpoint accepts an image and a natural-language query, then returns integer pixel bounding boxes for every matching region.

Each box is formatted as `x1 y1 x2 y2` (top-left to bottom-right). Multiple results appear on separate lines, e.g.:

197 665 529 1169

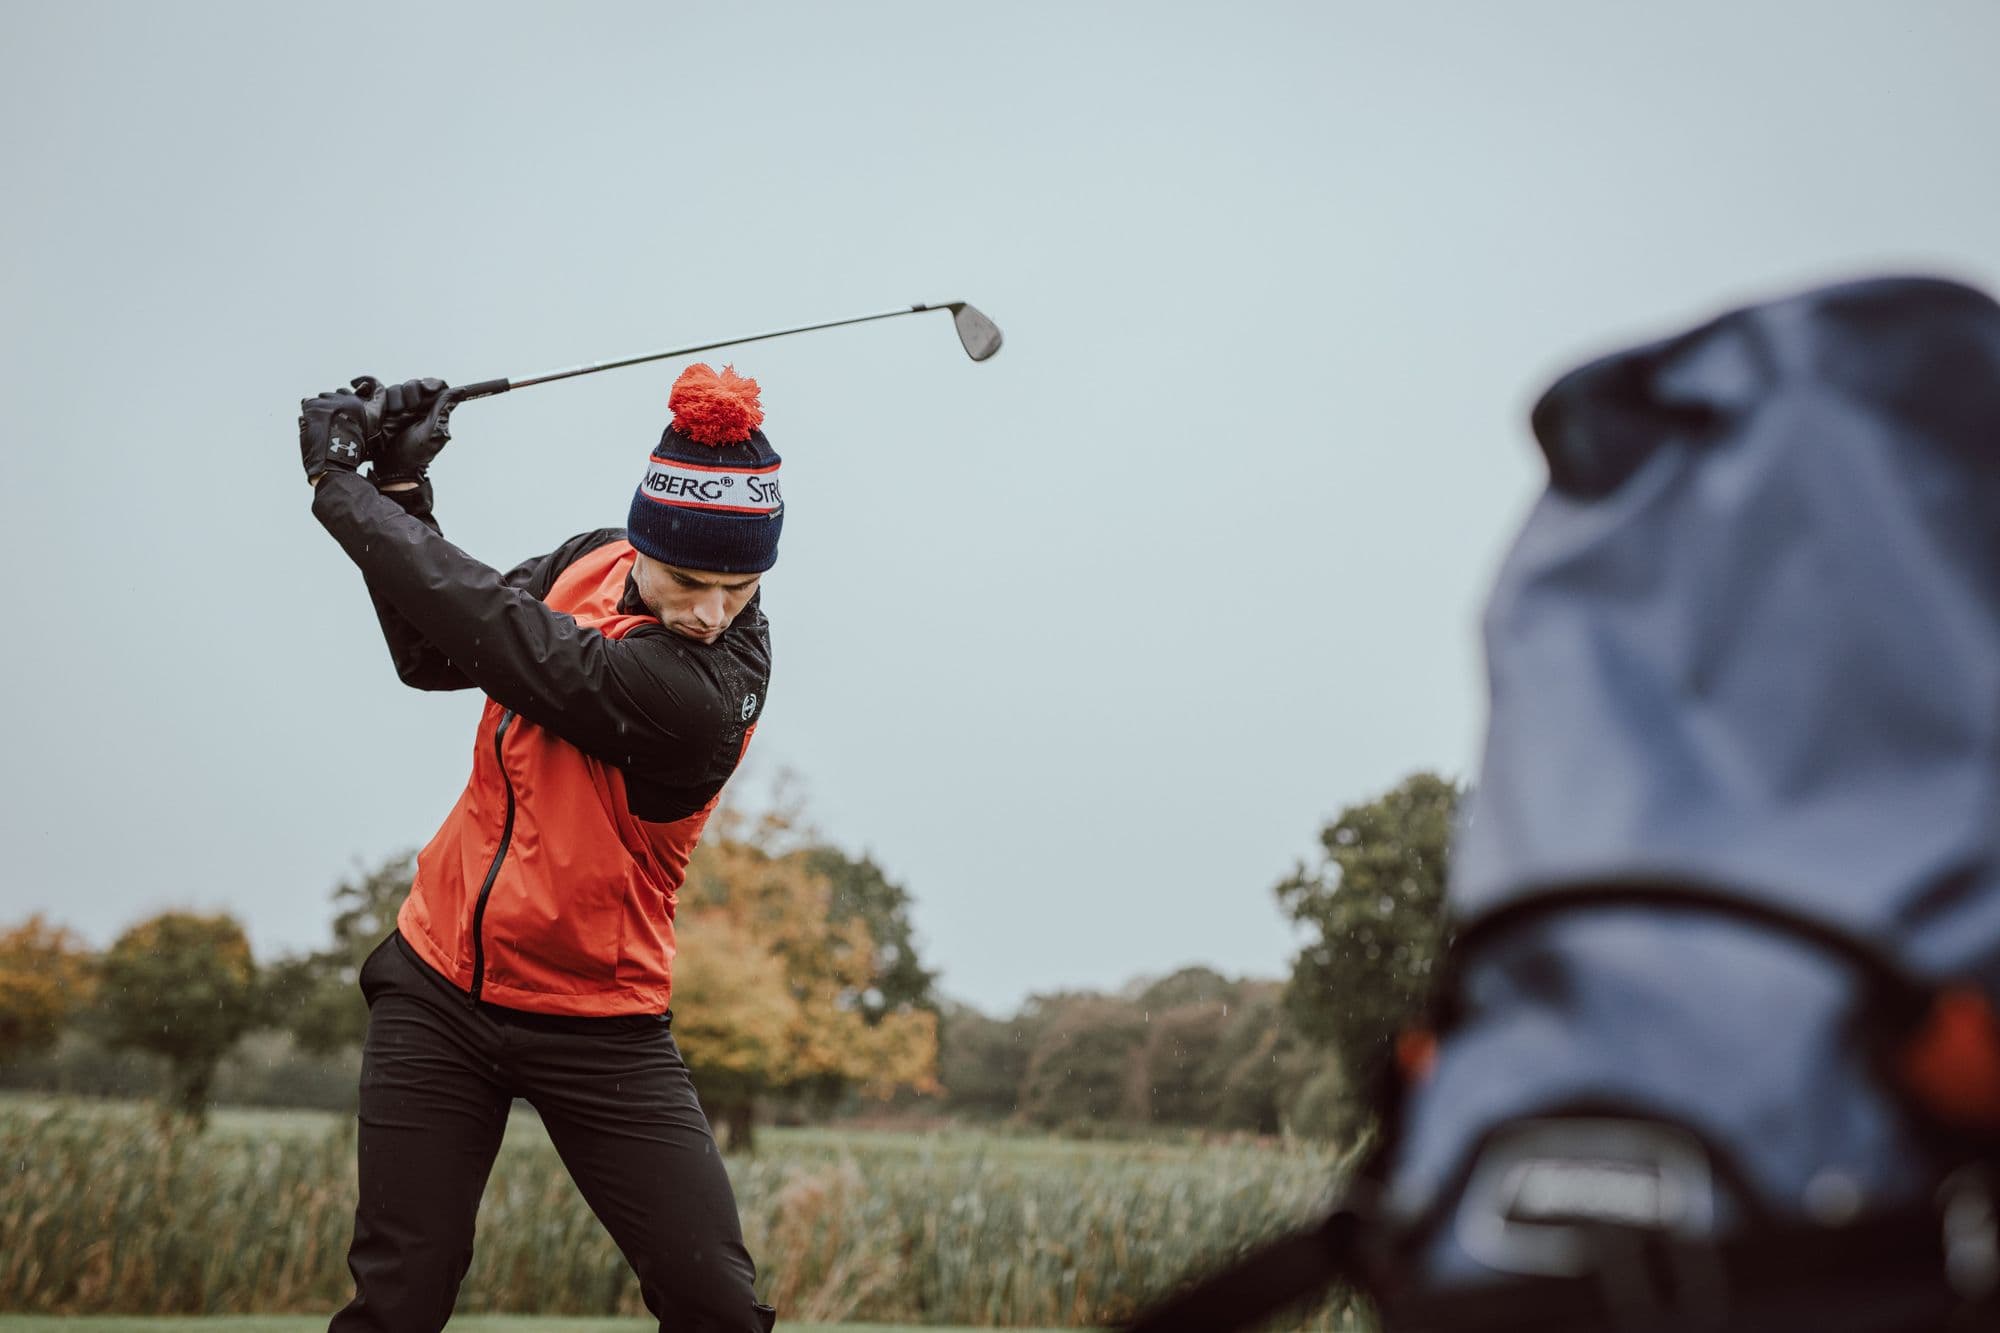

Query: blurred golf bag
1130 276 2000 1333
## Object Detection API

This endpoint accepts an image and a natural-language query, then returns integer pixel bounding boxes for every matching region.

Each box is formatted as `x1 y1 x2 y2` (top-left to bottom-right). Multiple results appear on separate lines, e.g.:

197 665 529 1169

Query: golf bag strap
1437 881 2000 1133
1446 882 1933 1017
1122 1208 1367 1333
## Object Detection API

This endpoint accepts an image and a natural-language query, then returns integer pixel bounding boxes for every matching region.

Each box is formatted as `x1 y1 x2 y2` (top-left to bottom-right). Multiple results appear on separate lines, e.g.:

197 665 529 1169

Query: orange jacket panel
396 540 751 1016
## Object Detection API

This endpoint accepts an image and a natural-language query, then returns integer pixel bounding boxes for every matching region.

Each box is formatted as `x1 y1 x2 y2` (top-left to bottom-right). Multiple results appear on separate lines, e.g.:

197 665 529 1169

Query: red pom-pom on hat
669 363 765 446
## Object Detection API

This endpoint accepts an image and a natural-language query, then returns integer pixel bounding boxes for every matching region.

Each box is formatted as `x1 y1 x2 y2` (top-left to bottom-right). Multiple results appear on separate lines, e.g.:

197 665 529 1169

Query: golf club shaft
454 303 966 405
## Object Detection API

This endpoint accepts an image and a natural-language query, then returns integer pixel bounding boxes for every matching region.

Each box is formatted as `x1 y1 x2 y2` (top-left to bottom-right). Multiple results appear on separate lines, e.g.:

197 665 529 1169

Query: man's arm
359 478 621 692
313 470 732 784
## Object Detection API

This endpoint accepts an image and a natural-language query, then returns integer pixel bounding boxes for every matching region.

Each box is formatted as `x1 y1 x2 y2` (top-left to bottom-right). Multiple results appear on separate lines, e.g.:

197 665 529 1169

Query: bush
0 1029 360 1114
0 1028 164 1100
1284 1065 1354 1142
210 1031 360 1113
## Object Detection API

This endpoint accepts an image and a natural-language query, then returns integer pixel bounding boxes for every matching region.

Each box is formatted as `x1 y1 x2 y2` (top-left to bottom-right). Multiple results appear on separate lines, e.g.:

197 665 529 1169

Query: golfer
298 365 781 1332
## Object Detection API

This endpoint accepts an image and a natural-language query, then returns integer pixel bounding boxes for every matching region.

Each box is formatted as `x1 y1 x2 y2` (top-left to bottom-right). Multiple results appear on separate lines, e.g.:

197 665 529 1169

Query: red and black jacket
312 471 770 1017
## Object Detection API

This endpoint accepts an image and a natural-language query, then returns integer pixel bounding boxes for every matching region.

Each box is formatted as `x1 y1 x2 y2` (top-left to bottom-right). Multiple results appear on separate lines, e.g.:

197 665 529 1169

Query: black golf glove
298 384 378 485
371 377 457 486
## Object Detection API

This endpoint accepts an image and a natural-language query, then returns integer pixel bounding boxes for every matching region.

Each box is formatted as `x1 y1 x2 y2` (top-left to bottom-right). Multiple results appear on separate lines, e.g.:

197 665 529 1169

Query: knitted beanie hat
627 364 783 573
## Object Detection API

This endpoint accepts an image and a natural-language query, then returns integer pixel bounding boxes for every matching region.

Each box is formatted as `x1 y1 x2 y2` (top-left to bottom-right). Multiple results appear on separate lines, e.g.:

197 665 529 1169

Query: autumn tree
1276 771 1460 1114
671 813 938 1150
0 916 95 1066
97 911 261 1127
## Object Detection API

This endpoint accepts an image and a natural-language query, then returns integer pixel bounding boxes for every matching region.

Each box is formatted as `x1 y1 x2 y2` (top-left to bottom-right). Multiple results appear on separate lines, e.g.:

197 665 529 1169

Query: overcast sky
4 1 1998 1014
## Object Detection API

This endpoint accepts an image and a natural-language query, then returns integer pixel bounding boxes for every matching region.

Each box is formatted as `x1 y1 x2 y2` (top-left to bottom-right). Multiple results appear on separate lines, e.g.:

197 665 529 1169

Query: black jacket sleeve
313 471 739 788
358 479 620 691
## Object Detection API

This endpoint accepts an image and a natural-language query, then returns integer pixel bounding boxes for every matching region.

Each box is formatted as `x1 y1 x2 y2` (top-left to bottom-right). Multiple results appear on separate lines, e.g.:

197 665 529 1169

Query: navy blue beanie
627 364 784 573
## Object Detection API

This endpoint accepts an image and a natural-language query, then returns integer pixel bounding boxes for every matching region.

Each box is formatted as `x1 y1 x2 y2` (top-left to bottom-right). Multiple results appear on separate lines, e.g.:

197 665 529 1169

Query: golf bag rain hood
1459 274 2000 977
1381 276 2000 1307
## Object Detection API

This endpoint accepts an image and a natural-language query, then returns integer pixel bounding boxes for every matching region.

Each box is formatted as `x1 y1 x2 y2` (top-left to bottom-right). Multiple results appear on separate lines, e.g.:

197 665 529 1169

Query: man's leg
516 1019 776 1332
330 937 512 1333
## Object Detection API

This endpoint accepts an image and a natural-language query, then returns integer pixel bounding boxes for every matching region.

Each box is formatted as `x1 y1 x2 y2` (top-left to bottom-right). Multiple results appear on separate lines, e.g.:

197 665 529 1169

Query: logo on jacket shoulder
740 693 759 721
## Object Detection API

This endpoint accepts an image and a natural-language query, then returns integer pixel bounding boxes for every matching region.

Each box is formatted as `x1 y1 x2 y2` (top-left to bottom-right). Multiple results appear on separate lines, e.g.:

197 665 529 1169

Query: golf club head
946 303 1004 361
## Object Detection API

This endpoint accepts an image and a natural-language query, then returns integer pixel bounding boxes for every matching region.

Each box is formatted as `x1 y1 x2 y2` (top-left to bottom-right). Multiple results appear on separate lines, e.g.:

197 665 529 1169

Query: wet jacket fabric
1381 277 2000 1300
312 472 771 1017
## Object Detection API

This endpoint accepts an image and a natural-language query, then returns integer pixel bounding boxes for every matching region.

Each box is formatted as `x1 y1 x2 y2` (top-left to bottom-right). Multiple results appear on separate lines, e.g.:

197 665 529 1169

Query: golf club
403 302 1002 446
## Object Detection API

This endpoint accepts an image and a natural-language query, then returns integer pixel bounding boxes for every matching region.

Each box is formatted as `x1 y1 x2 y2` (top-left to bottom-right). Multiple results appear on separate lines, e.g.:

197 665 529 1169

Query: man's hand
298 384 377 486
372 377 455 487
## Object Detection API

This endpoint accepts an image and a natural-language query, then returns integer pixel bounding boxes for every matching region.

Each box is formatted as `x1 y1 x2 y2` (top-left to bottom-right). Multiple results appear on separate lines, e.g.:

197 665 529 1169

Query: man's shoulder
604 624 764 756
556 528 632 567
623 601 769 675
723 595 772 674
732 592 770 639
515 528 633 601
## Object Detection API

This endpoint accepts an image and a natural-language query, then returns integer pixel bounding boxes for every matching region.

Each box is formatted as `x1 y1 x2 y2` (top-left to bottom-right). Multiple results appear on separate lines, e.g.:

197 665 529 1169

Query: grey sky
4 1 1997 1014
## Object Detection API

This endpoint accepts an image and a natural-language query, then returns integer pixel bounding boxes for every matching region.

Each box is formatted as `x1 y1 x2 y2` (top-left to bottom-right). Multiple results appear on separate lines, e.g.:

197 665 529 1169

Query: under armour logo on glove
331 433 362 460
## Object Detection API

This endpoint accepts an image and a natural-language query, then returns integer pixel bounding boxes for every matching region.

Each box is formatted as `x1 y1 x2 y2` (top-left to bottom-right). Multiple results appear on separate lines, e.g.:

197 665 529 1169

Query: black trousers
329 933 776 1332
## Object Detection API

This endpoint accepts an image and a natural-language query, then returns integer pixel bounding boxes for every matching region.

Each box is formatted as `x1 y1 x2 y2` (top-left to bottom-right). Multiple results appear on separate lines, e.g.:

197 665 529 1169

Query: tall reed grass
0 1100 1369 1328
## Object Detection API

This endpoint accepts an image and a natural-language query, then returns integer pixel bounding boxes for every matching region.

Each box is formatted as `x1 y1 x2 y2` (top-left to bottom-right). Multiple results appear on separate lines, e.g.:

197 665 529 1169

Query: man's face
631 553 762 644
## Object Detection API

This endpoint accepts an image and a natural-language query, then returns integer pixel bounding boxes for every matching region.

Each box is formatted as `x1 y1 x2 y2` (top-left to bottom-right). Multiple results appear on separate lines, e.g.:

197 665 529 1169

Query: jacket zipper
468 708 518 1004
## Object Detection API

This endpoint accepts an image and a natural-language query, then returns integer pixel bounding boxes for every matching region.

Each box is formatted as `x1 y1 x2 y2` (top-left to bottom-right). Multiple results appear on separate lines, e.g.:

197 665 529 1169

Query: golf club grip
414 380 509 452
452 378 512 402
446 379 507 443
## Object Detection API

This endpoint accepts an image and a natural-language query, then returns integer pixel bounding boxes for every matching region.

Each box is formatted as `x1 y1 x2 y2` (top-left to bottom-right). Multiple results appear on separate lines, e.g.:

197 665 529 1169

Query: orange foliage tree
671 809 938 1150
0 916 96 1066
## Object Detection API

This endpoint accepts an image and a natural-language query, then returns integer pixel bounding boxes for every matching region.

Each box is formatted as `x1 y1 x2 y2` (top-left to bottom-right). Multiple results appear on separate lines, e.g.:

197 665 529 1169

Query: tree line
0 805 940 1149
936 772 1458 1141
0 773 1459 1147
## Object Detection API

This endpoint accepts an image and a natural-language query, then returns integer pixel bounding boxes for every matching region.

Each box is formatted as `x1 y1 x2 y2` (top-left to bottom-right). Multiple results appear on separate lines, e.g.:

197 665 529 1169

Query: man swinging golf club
299 364 782 1332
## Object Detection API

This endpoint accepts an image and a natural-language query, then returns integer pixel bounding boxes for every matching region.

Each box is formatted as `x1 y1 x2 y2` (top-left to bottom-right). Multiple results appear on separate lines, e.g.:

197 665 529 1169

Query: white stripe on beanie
636 456 783 515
